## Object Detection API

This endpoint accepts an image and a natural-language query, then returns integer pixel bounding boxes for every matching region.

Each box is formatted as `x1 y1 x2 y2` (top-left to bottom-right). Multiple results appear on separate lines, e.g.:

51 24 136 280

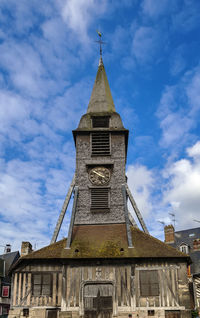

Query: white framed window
179 244 188 254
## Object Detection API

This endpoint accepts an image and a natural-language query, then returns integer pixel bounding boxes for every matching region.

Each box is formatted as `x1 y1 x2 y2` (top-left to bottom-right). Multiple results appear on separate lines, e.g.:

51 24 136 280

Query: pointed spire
87 57 116 114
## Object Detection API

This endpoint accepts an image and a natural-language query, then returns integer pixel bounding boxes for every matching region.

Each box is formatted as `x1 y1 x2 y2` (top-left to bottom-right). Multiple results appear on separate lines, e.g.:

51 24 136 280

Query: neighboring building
164 225 200 310
0 245 20 317
8 56 192 318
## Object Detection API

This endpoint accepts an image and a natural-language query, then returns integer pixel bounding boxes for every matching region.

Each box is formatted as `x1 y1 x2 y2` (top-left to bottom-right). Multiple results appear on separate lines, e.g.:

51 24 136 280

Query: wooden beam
51 174 75 244
122 184 133 248
66 186 79 249
125 183 149 234
128 211 138 227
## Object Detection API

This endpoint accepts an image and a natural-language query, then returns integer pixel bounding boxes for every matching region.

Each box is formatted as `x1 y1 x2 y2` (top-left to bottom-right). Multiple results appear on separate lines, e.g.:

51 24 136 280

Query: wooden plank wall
11 262 185 310
13 265 62 307
65 265 132 310
136 264 180 308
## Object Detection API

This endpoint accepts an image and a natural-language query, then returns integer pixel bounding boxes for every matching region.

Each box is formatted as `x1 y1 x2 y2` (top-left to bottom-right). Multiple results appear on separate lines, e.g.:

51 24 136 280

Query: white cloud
57 0 107 42
171 0 200 33
0 40 61 98
157 64 200 150
0 154 74 252
141 0 170 18
48 78 92 131
0 0 54 34
187 141 200 158
162 140 200 229
0 90 36 143
132 26 160 64
169 46 186 76
127 164 154 219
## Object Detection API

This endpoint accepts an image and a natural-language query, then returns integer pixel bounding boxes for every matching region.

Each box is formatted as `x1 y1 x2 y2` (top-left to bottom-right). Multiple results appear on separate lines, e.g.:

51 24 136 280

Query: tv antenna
193 219 200 224
158 220 166 227
169 212 176 229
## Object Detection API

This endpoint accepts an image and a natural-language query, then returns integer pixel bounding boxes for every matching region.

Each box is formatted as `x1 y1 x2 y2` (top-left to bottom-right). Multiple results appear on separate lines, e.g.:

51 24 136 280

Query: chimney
164 225 175 243
21 242 33 257
4 244 11 254
193 239 200 251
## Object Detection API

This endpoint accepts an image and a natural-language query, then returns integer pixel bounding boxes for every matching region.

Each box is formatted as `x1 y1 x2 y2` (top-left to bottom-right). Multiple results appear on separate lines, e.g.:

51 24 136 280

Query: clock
89 167 111 185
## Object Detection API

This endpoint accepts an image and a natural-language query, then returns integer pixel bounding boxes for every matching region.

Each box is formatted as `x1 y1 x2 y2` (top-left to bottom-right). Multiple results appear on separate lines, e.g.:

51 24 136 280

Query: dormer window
92 116 109 128
179 243 189 254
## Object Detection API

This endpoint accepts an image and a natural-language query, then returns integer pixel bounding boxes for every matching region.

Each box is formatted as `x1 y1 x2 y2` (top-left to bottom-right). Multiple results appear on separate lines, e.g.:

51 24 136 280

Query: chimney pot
4 244 11 254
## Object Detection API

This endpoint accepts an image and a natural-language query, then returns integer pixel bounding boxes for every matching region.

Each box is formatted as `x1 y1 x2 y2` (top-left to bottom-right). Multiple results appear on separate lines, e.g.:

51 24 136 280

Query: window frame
139 270 159 297
32 273 52 297
179 244 189 254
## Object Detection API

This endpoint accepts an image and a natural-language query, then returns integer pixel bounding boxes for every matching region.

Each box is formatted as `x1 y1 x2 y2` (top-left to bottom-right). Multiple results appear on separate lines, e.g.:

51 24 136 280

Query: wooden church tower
8 54 191 318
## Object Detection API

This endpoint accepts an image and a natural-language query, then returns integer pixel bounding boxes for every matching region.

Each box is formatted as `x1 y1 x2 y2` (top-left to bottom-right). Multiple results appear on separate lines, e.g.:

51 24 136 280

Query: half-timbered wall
9 261 191 318
12 264 62 308
194 275 200 308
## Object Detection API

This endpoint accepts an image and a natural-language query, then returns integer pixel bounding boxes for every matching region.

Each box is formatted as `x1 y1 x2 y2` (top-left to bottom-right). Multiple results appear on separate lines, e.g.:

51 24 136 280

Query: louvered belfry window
91 132 110 155
92 116 109 128
91 188 109 212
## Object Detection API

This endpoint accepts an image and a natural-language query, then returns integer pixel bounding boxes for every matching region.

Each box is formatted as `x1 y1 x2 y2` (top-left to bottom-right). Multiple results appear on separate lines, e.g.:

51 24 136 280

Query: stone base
8 308 54 318
59 312 72 318
8 308 191 318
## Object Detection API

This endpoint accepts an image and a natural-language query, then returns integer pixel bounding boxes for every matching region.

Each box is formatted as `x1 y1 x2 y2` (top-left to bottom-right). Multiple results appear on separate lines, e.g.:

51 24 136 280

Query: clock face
89 167 111 185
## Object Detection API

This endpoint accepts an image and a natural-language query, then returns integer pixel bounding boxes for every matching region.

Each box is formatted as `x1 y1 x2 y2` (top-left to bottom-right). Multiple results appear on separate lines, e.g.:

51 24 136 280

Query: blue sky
1 0 200 253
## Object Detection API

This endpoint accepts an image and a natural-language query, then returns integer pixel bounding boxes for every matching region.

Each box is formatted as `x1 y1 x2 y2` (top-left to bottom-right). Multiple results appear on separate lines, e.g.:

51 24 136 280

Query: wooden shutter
91 132 110 155
92 116 109 128
32 273 52 296
42 274 51 296
91 188 109 212
140 270 159 296
33 274 42 296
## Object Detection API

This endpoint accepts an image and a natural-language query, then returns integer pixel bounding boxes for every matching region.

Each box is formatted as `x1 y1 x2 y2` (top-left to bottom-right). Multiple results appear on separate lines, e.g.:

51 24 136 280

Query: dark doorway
46 309 58 318
84 283 113 318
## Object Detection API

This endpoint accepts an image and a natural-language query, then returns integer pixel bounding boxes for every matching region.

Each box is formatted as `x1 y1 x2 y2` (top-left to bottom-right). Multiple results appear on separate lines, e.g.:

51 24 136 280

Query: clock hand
93 171 105 178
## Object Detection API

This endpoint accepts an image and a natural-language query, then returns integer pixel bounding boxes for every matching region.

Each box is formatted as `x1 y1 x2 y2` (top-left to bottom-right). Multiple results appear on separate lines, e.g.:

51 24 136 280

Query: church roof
87 57 116 114
18 224 190 262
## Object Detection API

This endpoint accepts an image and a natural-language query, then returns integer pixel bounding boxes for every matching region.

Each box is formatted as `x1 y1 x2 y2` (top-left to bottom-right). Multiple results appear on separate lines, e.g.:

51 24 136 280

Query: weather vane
95 31 106 56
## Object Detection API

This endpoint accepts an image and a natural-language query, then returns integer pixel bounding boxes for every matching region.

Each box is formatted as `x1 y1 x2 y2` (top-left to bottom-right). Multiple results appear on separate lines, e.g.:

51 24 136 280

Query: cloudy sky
0 0 200 253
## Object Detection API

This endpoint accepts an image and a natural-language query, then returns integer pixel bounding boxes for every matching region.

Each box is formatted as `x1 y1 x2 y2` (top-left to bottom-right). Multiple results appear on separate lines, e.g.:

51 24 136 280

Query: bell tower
73 57 128 226
51 56 148 247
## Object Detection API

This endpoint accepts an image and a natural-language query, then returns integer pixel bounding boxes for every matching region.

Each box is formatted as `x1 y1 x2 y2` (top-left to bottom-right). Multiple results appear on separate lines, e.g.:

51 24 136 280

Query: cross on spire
95 31 106 56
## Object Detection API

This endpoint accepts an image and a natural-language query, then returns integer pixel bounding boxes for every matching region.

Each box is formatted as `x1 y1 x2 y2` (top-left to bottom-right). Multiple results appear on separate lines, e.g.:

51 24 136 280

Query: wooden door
165 311 180 318
46 309 58 318
84 284 113 318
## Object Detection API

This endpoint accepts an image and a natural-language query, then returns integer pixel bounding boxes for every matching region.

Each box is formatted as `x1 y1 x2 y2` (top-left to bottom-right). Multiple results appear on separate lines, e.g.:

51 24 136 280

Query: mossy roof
20 224 189 261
